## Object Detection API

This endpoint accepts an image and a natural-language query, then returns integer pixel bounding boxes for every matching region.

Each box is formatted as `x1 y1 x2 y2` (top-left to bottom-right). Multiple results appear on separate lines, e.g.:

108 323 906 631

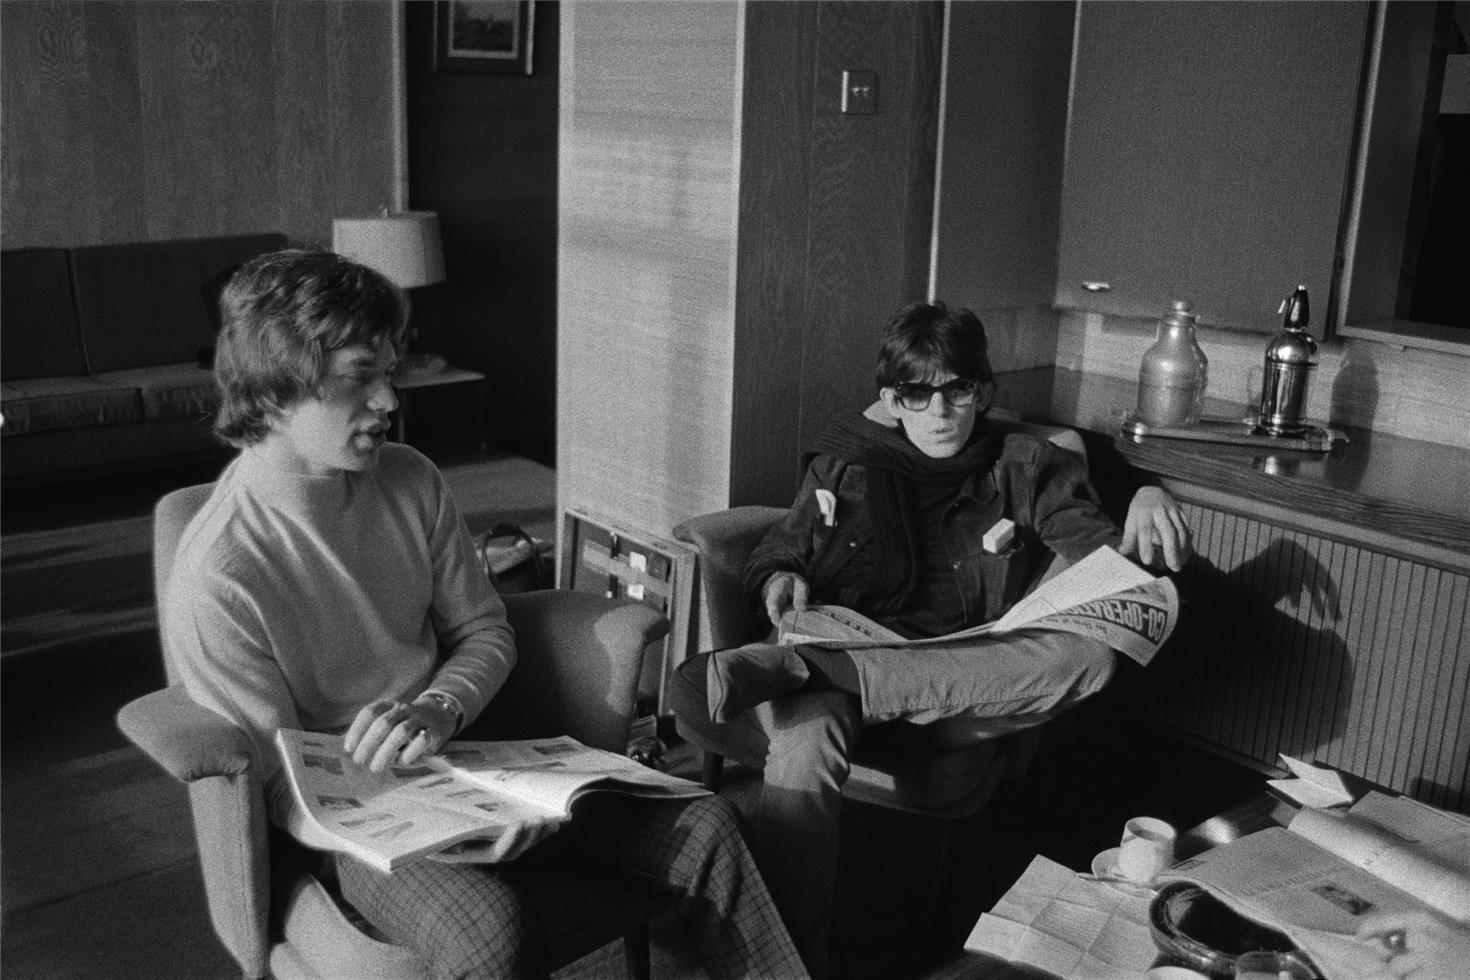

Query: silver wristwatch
419 691 464 735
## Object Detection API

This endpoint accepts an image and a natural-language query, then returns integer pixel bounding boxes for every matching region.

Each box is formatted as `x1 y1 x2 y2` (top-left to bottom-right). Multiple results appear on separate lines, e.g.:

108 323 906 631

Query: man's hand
1120 486 1192 572
762 571 811 626
343 696 458 772
1347 909 1470 979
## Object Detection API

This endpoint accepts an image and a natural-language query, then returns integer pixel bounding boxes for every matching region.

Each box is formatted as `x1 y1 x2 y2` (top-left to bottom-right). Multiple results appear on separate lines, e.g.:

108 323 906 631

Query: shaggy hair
213 248 409 447
874 301 993 390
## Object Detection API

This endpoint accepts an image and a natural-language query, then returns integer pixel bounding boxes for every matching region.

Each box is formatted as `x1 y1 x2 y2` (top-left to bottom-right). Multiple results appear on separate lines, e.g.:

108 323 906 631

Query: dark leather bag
475 522 549 594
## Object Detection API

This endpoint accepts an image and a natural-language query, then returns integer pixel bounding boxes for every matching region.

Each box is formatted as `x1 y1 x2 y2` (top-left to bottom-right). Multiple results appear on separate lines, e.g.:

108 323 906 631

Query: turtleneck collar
232 445 357 518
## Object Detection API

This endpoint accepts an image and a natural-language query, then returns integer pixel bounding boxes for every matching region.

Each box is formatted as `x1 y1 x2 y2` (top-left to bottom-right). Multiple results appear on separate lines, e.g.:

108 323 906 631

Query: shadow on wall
1136 537 1353 761
1326 350 1379 486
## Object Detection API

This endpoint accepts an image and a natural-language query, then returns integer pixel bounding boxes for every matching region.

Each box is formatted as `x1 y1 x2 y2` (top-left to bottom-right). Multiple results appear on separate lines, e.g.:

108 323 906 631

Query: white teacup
1117 815 1177 883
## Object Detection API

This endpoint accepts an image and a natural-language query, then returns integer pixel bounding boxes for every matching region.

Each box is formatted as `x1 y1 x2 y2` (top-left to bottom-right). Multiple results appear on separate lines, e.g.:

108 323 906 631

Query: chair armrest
674 506 786 652
484 591 669 753
116 685 254 782
989 408 1088 465
673 505 787 561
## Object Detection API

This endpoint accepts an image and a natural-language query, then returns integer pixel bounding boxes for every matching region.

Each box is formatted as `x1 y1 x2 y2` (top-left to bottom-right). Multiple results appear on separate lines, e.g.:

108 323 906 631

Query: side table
392 360 487 451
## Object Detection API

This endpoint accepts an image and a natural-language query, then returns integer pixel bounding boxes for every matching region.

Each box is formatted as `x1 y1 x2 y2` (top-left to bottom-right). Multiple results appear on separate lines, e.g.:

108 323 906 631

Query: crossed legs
702 606 1118 977
707 606 1117 728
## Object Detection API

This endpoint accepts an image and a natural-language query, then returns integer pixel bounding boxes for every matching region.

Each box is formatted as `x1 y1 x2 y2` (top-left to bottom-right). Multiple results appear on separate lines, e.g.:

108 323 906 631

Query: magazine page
276 729 563 873
989 545 1154 632
430 736 709 814
1161 827 1422 977
1289 792 1470 920
785 546 1178 666
1161 799 1470 980
992 577 1177 667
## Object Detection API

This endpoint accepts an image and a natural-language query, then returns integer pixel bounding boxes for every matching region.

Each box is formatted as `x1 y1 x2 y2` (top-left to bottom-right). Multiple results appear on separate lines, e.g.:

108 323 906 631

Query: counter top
992 367 1470 557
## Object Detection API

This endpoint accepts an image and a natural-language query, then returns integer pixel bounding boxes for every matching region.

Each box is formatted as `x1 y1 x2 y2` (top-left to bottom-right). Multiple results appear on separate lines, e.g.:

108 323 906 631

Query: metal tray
1120 412 1343 452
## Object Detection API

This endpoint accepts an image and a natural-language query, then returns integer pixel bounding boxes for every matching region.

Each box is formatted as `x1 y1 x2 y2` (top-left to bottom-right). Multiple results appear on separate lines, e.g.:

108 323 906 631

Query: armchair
666 418 1090 859
117 484 676 980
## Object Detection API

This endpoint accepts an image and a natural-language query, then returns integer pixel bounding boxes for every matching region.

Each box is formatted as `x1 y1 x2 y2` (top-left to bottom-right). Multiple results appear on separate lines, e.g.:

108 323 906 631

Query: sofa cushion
69 233 288 374
1 248 87 381
0 375 142 436
93 363 220 423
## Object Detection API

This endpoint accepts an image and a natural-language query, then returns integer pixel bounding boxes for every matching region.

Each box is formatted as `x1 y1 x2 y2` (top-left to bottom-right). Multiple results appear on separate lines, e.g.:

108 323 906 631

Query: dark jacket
745 414 1121 633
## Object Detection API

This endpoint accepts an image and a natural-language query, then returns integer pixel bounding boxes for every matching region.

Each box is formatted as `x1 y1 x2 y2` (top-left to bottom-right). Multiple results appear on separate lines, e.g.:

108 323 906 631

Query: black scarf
807 412 998 615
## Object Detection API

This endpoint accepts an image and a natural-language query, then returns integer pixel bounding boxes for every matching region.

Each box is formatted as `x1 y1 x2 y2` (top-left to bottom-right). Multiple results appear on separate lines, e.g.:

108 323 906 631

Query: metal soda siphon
1257 285 1317 437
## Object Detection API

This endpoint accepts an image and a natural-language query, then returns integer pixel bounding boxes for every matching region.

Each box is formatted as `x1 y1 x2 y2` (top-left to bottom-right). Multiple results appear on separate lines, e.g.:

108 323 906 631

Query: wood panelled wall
730 1 944 507
559 1 943 533
0 1 395 249
405 1 560 463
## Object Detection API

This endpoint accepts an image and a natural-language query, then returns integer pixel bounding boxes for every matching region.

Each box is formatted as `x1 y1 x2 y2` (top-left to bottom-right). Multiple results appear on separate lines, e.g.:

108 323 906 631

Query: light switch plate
841 70 877 114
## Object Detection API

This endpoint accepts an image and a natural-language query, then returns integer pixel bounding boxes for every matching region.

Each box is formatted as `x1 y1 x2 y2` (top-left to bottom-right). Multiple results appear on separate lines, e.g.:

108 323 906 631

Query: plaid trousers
335 793 808 980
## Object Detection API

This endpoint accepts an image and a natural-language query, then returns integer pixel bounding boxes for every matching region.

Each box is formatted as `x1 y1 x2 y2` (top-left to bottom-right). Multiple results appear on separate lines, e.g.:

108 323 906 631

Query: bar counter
991 367 1470 562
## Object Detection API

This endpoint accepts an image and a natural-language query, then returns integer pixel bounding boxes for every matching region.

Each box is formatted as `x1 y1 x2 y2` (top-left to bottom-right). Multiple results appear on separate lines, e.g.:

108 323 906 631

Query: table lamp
331 210 446 289
332 211 447 369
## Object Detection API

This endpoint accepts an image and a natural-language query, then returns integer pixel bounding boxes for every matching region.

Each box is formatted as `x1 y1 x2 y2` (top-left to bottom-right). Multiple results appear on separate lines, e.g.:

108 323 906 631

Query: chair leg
701 751 725 792
623 922 652 980
930 817 958 929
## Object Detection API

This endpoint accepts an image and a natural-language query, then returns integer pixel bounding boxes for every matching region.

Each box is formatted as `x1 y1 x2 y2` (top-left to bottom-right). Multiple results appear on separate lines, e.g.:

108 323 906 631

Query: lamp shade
332 211 446 288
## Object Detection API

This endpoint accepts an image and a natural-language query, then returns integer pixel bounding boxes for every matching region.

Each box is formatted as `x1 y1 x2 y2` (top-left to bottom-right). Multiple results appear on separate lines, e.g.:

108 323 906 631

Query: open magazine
276 729 709 873
1160 791 1470 977
782 545 1178 667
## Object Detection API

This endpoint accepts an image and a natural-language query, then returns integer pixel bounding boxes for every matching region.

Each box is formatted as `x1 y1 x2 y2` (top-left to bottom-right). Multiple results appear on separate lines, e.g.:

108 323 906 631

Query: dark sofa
1 233 286 483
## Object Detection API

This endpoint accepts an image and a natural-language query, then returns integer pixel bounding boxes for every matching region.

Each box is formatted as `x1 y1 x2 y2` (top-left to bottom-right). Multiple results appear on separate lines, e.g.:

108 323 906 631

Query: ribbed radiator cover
1113 501 1469 814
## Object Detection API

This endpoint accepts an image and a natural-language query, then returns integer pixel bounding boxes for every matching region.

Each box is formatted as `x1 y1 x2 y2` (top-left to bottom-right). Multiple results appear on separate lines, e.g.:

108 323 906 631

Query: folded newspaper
276 729 709 872
1160 791 1470 977
963 853 1159 978
783 545 1178 667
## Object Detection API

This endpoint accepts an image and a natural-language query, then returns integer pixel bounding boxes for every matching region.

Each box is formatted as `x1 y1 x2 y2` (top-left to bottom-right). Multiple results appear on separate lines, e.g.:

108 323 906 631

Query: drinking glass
1232 951 1312 980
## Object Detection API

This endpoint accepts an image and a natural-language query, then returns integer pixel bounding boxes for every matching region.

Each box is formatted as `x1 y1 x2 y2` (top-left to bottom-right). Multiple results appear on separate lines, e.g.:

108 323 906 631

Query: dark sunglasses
893 378 984 412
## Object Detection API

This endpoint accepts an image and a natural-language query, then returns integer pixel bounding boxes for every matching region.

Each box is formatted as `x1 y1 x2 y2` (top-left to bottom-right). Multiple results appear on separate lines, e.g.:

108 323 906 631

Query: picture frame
558 508 697 717
432 1 534 76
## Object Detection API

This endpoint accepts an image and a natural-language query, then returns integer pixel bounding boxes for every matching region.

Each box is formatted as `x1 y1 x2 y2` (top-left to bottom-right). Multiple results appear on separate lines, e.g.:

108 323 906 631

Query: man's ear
878 387 904 420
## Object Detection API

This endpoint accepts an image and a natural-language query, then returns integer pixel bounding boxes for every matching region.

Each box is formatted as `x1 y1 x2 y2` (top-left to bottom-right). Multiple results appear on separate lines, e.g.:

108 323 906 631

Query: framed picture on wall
433 1 534 76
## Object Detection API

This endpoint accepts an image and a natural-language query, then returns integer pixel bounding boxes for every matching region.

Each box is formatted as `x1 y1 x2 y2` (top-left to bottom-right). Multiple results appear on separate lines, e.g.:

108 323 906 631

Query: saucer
1090 847 1156 896
1145 968 1210 980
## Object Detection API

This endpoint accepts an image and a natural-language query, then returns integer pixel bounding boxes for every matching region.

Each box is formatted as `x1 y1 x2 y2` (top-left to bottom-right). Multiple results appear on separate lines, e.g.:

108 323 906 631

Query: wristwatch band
419 691 464 735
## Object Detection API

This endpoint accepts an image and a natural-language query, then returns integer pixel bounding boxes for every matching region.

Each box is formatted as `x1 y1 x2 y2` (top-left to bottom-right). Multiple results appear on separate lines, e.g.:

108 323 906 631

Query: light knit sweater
163 442 516 830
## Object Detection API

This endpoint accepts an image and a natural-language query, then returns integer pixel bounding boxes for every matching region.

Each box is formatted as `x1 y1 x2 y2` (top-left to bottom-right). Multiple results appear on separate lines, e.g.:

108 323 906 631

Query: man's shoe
706 643 810 723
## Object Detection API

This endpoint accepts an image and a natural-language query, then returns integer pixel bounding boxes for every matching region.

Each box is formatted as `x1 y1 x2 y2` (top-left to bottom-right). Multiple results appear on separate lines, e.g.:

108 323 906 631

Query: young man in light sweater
164 248 806 980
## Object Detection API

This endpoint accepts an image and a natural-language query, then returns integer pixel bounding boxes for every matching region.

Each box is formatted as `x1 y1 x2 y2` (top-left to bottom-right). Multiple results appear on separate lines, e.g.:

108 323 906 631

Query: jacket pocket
808 523 873 604
955 538 1043 623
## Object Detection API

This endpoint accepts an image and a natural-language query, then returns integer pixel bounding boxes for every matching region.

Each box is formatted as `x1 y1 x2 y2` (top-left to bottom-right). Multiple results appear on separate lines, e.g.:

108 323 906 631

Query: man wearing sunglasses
681 300 1192 977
